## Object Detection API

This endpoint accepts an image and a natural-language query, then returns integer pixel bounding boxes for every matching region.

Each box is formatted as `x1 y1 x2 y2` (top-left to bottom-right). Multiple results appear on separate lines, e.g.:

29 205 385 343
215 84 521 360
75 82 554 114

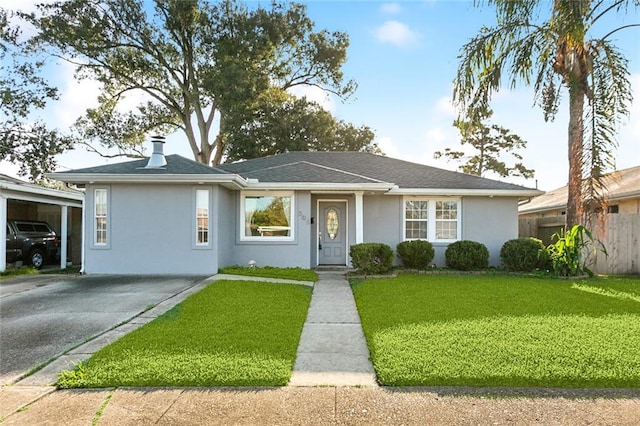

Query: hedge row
349 239 491 274
349 238 551 274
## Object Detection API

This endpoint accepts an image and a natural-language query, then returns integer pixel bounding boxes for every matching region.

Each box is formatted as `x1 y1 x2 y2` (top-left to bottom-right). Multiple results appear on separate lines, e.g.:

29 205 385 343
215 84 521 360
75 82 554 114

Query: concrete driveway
0 274 206 385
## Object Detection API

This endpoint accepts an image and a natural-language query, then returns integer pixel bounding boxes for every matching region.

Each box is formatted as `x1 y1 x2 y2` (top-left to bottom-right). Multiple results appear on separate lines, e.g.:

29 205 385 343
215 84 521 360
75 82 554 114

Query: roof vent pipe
145 135 167 168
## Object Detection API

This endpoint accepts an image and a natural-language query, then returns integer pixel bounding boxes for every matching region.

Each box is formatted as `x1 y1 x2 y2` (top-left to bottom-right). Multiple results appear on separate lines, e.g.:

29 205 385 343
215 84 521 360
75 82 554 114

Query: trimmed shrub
396 240 435 269
500 238 546 272
350 243 394 275
445 240 489 271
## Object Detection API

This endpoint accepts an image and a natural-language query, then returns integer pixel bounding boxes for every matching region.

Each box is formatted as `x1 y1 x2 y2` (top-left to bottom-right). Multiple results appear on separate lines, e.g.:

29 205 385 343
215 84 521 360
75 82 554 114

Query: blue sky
2 0 639 191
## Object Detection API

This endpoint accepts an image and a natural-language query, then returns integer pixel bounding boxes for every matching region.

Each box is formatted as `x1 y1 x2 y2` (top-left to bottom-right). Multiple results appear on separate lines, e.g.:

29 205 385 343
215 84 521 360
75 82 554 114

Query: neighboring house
51 139 541 275
1 174 84 272
518 165 640 274
519 165 640 218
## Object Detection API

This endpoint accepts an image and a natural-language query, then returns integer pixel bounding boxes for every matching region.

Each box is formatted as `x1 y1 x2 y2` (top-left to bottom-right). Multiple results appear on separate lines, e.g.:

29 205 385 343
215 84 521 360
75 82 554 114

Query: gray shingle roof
60 155 230 175
55 151 538 192
241 161 385 184
219 152 535 191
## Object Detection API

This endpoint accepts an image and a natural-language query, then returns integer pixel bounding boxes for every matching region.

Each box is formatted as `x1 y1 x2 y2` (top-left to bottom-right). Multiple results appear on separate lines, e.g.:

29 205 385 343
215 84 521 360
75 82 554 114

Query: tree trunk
212 133 224 165
566 85 585 228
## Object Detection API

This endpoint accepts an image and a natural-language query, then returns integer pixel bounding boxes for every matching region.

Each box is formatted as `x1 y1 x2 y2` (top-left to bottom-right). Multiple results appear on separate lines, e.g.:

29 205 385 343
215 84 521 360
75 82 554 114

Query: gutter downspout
80 197 85 274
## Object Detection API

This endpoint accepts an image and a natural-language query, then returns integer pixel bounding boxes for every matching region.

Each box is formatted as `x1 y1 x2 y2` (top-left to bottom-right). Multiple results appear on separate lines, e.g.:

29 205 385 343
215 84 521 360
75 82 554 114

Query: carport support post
60 205 68 269
0 196 6 272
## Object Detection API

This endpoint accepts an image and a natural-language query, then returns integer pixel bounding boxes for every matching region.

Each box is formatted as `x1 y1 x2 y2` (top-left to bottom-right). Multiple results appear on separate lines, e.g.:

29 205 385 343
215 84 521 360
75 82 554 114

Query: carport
1 174 83 272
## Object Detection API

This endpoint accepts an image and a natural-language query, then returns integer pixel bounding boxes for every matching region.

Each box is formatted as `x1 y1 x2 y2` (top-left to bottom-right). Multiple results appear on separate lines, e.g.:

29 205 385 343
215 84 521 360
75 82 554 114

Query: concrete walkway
289 271 377 387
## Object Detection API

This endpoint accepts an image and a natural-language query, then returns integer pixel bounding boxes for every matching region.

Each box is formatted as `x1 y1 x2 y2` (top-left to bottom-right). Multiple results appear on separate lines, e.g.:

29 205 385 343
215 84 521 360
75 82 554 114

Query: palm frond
453 19 556 120
581 39 632 222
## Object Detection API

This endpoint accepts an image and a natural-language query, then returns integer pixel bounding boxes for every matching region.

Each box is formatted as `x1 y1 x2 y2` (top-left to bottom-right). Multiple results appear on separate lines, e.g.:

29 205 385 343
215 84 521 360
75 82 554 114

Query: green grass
57 280 312 388
0 266 38 279
219 265 318 282
40 266 82 275
1 265 80 279
352 274 640 388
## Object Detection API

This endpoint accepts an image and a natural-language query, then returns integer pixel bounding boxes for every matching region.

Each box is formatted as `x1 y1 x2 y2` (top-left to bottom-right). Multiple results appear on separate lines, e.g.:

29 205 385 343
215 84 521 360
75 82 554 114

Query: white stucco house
51 139 542 275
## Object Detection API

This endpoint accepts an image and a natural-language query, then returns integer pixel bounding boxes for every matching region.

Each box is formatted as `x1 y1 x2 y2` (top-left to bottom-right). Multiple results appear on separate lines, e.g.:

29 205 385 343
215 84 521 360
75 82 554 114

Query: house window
405 200 428 239
435 200 458 240
241 192 294 241
404 198 460 242
607 205 619 214
94 188 108 245
195 189 209 245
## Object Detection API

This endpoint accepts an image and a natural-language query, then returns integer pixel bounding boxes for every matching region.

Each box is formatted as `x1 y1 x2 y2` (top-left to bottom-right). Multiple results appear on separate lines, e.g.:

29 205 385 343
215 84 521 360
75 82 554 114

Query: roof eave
0 181 84 203
609 189 640 202
519 189 640 213
245 182 396 191
388 188 544 197
49 173 249 188
518 202 566 214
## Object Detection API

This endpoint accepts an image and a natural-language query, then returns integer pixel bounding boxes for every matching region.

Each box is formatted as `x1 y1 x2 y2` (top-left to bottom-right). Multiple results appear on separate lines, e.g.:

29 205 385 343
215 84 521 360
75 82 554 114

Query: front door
318 202 346 265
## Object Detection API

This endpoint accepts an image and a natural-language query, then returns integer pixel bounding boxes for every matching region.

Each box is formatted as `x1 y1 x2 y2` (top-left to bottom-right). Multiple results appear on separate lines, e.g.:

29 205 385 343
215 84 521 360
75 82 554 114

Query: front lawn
218 266 318 282
58 280 312 388
353 274 640 388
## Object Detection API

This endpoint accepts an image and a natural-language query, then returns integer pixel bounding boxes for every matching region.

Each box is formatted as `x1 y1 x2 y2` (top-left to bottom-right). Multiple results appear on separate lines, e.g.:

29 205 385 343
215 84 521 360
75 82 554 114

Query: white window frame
403 199 429 241
93 188 109 247
194 188 210 247
403 197 461 243
240 191 295 242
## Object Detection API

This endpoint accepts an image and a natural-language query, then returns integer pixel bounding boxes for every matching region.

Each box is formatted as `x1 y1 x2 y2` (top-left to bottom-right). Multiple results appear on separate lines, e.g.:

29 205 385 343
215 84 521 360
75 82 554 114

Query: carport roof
0 174 83 206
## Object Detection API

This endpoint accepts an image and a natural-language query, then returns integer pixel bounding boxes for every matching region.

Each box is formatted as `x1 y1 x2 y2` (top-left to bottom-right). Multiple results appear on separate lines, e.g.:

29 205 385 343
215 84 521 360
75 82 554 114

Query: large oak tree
26 0 375 166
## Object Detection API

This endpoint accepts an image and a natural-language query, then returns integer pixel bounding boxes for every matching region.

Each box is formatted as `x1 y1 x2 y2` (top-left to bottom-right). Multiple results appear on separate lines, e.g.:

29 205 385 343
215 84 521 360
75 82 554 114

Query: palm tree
453 0 638 228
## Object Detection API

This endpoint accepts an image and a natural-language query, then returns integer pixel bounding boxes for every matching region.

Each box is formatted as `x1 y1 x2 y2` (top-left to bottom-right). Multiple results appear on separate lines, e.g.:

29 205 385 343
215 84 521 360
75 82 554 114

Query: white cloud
412 127 460 168
434 96 457 118
9 0 48 13
380 3 402 14
375 136 402 159
287 85 336 114
53 61 102 128
625 73 640 138
614 72 640 171
375 21 419 48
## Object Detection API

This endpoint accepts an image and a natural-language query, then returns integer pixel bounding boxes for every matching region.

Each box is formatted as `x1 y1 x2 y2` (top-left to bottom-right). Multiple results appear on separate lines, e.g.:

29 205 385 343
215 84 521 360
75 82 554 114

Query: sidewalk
3 386 640 425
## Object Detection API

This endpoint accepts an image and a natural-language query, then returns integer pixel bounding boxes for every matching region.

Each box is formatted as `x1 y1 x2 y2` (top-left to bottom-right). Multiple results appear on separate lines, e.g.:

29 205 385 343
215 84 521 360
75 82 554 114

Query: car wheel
29 249 45 270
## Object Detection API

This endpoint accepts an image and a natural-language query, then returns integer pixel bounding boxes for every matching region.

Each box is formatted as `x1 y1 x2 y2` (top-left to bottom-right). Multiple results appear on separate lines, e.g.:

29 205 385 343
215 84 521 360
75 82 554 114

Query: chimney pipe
145 135 167 168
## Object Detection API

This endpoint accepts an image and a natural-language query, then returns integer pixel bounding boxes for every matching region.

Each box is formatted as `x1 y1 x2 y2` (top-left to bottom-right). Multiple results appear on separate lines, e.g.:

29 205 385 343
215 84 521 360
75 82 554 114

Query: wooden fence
518 213 640 275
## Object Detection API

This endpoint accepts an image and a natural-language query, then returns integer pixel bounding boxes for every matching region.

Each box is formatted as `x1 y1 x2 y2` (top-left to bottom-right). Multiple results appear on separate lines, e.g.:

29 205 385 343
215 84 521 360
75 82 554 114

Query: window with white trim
195 189 209 245
404 198 460 242
435 200 458 240
405 200 428 239
241 192 294 241
94 188 108 245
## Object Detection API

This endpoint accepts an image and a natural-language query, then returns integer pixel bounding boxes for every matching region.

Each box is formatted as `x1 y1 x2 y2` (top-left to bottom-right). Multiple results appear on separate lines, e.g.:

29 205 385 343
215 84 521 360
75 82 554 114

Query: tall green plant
546 225 606 277
454 0 638 228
